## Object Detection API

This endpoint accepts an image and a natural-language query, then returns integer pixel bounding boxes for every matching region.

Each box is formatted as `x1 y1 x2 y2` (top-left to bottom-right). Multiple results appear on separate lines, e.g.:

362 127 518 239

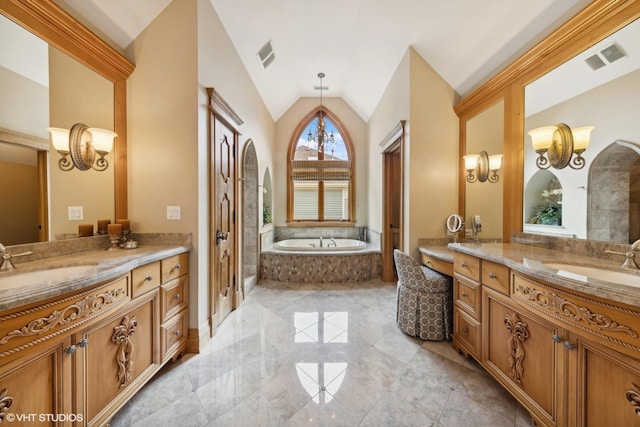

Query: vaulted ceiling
56 0 592 121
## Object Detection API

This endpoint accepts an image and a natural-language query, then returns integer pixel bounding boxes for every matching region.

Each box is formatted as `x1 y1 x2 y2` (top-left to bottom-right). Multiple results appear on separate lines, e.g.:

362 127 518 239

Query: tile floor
110 280 535 426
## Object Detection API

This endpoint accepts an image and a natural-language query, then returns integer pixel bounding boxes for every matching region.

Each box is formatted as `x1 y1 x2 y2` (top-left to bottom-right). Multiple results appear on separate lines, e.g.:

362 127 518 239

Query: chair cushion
394 249 451 293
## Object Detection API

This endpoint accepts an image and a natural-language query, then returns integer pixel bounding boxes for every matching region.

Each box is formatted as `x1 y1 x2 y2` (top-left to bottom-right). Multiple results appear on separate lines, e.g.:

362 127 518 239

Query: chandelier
307 72 335 154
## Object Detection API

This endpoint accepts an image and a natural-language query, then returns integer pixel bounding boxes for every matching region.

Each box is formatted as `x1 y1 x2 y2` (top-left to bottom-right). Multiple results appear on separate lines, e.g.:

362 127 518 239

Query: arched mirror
0 2 133 245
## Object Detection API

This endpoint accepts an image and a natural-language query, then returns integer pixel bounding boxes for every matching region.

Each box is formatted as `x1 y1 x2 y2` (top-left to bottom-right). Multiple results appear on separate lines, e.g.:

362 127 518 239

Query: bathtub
261 238 380 282
274 238 366 252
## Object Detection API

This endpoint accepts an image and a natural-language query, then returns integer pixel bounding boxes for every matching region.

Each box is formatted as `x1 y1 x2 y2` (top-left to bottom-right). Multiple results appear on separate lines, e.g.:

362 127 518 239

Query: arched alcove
588 140 640 243
262 168 272 225
242 140 259 296
524 169 563 226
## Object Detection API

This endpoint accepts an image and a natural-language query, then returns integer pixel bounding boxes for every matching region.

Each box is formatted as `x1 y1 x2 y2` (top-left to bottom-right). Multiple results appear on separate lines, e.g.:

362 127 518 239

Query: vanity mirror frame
455 1 640 242
0 0 134 227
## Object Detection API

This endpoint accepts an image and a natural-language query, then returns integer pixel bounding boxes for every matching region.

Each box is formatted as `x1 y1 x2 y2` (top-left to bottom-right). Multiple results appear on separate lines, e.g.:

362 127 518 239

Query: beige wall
367 48 458 257
274 97 367 226
406 48 459 254
367 50 410 235
126 0 275 334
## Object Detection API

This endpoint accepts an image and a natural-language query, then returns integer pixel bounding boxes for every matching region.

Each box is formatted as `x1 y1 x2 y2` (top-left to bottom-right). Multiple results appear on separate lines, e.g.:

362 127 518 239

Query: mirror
524 18 640 243
0 3 133 245
464 100 504 240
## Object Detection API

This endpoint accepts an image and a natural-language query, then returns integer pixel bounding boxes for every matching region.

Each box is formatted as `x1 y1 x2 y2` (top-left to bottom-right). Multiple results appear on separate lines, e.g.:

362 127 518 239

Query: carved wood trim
517 285 638 337
112 315 137 388
0 288 126 344
512 274 640 355
0 278 128 358
0 388 13 422
626 383 640 416
504 312 530 384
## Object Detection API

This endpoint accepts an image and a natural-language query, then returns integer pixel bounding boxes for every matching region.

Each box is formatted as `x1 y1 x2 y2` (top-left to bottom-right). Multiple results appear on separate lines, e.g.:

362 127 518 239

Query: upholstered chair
393 249 453 340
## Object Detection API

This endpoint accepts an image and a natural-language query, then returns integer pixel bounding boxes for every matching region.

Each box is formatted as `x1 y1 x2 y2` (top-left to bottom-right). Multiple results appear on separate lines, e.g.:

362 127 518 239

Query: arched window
287 107 354 223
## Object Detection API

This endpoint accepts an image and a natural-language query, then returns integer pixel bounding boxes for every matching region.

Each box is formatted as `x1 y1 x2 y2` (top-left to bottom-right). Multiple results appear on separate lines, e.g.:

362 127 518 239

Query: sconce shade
48 127 70 152
463 154 480 171
88 128 117 153
529 123 593 170
528 126 557 152
489 154 503 171
571 126 593 152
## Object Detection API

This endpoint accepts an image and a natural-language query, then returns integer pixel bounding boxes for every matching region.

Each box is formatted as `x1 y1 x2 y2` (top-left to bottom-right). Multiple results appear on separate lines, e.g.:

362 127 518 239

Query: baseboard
186 319 213 353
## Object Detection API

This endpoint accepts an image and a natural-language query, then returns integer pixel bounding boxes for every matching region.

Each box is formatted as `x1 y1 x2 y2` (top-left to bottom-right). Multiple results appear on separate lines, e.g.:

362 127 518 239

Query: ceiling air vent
600 43 626 64
257 40 275 69
584 54 606 70
584 42 627 70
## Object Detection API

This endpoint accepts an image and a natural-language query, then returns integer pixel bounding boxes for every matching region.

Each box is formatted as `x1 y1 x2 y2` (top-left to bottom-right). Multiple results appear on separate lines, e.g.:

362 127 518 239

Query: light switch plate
167 206 181 220
68 206 84 220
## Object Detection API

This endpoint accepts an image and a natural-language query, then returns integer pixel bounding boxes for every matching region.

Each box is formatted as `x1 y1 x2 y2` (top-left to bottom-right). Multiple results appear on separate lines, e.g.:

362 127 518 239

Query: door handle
216 230 228 245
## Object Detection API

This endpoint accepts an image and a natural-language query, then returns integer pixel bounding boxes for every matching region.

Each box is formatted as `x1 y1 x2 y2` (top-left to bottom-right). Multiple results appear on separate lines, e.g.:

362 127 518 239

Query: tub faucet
604 239 640 269
328 238 337 248
319 236 323 247
0 243 34 271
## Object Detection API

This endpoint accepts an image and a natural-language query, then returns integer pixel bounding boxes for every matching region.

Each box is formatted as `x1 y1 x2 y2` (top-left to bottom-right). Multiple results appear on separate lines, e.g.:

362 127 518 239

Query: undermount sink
0 265 97 290
543 262 640 288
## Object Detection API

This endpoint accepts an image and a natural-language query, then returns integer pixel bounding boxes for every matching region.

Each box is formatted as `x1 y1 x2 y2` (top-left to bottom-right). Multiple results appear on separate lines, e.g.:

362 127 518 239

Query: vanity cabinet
451 250 640 426
0 251 189 426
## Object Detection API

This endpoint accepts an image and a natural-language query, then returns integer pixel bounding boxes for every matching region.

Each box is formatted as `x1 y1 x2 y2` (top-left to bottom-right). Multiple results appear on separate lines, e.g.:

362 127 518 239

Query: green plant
529 188 562 225
263 204 272 224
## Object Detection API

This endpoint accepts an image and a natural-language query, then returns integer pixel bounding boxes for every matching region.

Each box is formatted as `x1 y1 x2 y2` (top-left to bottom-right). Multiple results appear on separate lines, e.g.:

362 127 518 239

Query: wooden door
208 88 241 328
75 291 159 426
568 332 640 427
382 136 403 282
482 288 565 426
0 337 72 426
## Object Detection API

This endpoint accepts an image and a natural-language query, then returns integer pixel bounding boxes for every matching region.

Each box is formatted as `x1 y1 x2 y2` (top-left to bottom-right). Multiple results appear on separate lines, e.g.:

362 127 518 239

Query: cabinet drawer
421 253 453 276
131 262 161 298
482 260 510 295
454 252 481 281
454 307 481 358
454 273 481 320
161 275 188 322
161 309 188 362
161 253 189 283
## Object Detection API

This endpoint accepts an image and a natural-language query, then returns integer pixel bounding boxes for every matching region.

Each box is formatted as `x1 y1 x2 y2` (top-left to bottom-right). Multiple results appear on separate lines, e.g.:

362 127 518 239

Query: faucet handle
605 249 640 269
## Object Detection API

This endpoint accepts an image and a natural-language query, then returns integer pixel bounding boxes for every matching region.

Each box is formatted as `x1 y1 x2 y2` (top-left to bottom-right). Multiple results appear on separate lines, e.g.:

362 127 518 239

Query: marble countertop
0 244 190 311
448 242 640 307
418 245 454 263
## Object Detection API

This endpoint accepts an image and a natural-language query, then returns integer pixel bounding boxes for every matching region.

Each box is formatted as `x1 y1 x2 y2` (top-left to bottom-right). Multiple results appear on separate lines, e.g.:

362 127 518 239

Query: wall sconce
463 151 503 183
528 123 593 170
48 123 117 171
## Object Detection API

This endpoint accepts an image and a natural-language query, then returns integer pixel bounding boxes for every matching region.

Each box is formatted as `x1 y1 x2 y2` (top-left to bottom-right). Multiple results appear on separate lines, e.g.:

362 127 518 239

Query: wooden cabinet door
0 337 72 426
483 287 565 426
568 333 640 427
74 290 160 427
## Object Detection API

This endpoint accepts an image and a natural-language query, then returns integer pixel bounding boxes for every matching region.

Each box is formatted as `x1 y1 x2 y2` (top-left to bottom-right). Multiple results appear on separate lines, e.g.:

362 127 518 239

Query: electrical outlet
68 206 84 220
167 206 181 220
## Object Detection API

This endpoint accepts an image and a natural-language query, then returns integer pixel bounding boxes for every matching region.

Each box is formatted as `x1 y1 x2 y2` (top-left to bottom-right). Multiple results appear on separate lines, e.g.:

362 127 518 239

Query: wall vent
584 42 627 70
585 54 606 70
257 40 275 69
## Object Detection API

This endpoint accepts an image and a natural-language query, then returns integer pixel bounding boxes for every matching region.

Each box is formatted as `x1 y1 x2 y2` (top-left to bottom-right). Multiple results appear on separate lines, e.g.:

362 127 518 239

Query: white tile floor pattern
110 280 535 426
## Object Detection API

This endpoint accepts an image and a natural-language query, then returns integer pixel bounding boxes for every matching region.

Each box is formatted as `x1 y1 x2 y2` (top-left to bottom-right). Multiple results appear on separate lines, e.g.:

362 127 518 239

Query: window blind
291 160 352 181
